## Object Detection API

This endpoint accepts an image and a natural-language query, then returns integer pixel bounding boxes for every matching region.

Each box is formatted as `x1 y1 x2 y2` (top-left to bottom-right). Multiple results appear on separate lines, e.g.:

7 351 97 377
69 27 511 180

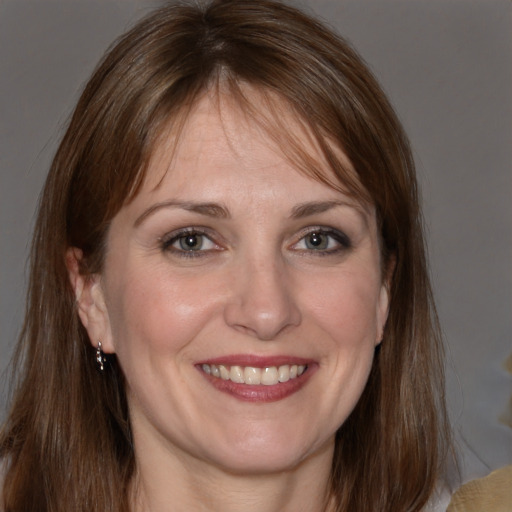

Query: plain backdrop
1 0 510 483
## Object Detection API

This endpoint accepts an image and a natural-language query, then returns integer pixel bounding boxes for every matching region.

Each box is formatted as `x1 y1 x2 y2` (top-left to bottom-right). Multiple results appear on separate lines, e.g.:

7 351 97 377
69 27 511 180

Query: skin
69 90 390 512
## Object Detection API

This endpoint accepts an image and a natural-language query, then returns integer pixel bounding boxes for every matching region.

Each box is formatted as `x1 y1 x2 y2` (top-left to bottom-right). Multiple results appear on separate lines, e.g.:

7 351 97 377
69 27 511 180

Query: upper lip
197 354 314 367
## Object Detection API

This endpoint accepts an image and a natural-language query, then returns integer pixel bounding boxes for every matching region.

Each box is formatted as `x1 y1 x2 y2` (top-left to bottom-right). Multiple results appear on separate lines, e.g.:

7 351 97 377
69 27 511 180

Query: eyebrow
290 200 362 219
134 198 366 227
134 200 230 226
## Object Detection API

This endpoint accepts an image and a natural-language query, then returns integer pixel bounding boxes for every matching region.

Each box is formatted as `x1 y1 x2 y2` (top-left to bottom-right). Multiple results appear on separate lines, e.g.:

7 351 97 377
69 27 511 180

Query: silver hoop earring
96 341 107 371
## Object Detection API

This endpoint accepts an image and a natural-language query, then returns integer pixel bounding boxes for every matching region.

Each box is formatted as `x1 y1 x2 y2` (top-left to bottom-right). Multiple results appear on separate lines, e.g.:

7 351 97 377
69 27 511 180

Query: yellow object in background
447 465 512 512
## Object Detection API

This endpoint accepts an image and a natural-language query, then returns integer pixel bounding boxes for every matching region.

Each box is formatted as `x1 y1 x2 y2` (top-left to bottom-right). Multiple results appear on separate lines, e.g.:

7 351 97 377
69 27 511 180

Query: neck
131 438 336 512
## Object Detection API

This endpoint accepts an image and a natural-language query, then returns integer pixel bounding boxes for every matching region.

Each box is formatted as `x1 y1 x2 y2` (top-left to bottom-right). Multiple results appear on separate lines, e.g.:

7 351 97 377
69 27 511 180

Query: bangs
138 73 374 213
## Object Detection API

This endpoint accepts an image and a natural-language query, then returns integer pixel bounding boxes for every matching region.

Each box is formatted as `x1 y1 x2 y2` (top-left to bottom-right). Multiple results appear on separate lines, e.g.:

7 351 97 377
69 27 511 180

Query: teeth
244 366 261 385
278 365 290 382
261 366 278 386
219 365 230 380
202 363 307 385
230 365 244 383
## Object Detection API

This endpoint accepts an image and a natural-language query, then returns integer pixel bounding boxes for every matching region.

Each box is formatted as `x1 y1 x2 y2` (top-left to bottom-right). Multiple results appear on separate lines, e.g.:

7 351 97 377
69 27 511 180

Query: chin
201 430 331 476
210 451 307 476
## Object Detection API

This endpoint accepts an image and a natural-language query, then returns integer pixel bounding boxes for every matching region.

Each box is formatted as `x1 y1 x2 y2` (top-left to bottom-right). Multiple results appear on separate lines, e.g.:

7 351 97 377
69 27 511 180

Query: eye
292 228 351 254
176 233 209 251
304 231 331 250
161 229 220 257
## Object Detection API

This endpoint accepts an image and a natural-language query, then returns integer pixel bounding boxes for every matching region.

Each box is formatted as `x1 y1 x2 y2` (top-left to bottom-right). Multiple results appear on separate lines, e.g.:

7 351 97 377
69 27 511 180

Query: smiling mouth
201 363 307 386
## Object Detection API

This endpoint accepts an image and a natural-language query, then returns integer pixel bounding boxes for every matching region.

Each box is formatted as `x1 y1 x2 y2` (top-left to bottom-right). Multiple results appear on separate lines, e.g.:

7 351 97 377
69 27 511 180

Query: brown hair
0 1 450 510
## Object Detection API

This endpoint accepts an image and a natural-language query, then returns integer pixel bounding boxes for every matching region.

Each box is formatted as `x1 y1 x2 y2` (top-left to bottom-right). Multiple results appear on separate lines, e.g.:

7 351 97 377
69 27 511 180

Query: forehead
114 91 377 238
143 85 361 201
108 87 378 251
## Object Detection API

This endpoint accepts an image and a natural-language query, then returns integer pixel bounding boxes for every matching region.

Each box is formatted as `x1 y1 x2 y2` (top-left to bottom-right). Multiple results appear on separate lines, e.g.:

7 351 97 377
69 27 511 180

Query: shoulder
446 465 512 512
424 481 453 512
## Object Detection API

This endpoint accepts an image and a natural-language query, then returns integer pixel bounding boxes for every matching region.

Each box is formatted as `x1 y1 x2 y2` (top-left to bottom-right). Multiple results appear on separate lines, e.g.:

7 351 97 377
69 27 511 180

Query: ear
66 248 115 353
375 254 396 346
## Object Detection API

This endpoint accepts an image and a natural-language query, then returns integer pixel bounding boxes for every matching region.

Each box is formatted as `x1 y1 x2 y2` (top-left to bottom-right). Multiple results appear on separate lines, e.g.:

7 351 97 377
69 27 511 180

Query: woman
0 0 451 510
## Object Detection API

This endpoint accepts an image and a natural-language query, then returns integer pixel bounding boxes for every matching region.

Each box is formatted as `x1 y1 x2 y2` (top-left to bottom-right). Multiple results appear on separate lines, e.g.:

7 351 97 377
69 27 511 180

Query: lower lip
197 365 317 403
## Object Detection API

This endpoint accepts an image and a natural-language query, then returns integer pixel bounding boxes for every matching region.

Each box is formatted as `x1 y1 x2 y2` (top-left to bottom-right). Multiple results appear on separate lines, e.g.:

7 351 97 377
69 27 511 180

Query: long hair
0 1 450 510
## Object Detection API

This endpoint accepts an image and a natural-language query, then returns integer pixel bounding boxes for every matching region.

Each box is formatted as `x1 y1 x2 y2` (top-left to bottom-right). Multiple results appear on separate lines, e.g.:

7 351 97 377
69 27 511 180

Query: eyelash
159 226 351 259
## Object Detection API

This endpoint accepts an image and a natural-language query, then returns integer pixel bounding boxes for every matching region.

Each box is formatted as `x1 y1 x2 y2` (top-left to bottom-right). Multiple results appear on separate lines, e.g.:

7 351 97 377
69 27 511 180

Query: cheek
105 262 224 359
306 270 382 344
304 269 381 398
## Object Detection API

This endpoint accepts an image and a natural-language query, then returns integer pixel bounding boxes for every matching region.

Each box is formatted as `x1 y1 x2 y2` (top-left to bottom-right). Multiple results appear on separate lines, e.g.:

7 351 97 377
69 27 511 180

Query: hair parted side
0 1 451 510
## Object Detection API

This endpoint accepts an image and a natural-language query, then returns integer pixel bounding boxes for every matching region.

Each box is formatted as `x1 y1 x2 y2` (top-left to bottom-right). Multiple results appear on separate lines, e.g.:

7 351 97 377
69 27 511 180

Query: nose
223 256 301 341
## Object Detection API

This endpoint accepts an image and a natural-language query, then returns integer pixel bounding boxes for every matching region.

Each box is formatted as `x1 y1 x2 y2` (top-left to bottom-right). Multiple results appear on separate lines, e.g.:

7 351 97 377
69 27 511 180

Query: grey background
1 0 510 483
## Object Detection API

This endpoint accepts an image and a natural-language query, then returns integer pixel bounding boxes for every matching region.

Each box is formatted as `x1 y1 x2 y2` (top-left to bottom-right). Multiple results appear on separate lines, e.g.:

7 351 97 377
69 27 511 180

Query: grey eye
178 234 204 251
293 228 351 254
305 232 329 250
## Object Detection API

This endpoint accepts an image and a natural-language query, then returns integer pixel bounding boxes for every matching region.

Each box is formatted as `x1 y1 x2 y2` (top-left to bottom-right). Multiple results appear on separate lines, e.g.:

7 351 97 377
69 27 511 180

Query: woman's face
77 92 390 475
